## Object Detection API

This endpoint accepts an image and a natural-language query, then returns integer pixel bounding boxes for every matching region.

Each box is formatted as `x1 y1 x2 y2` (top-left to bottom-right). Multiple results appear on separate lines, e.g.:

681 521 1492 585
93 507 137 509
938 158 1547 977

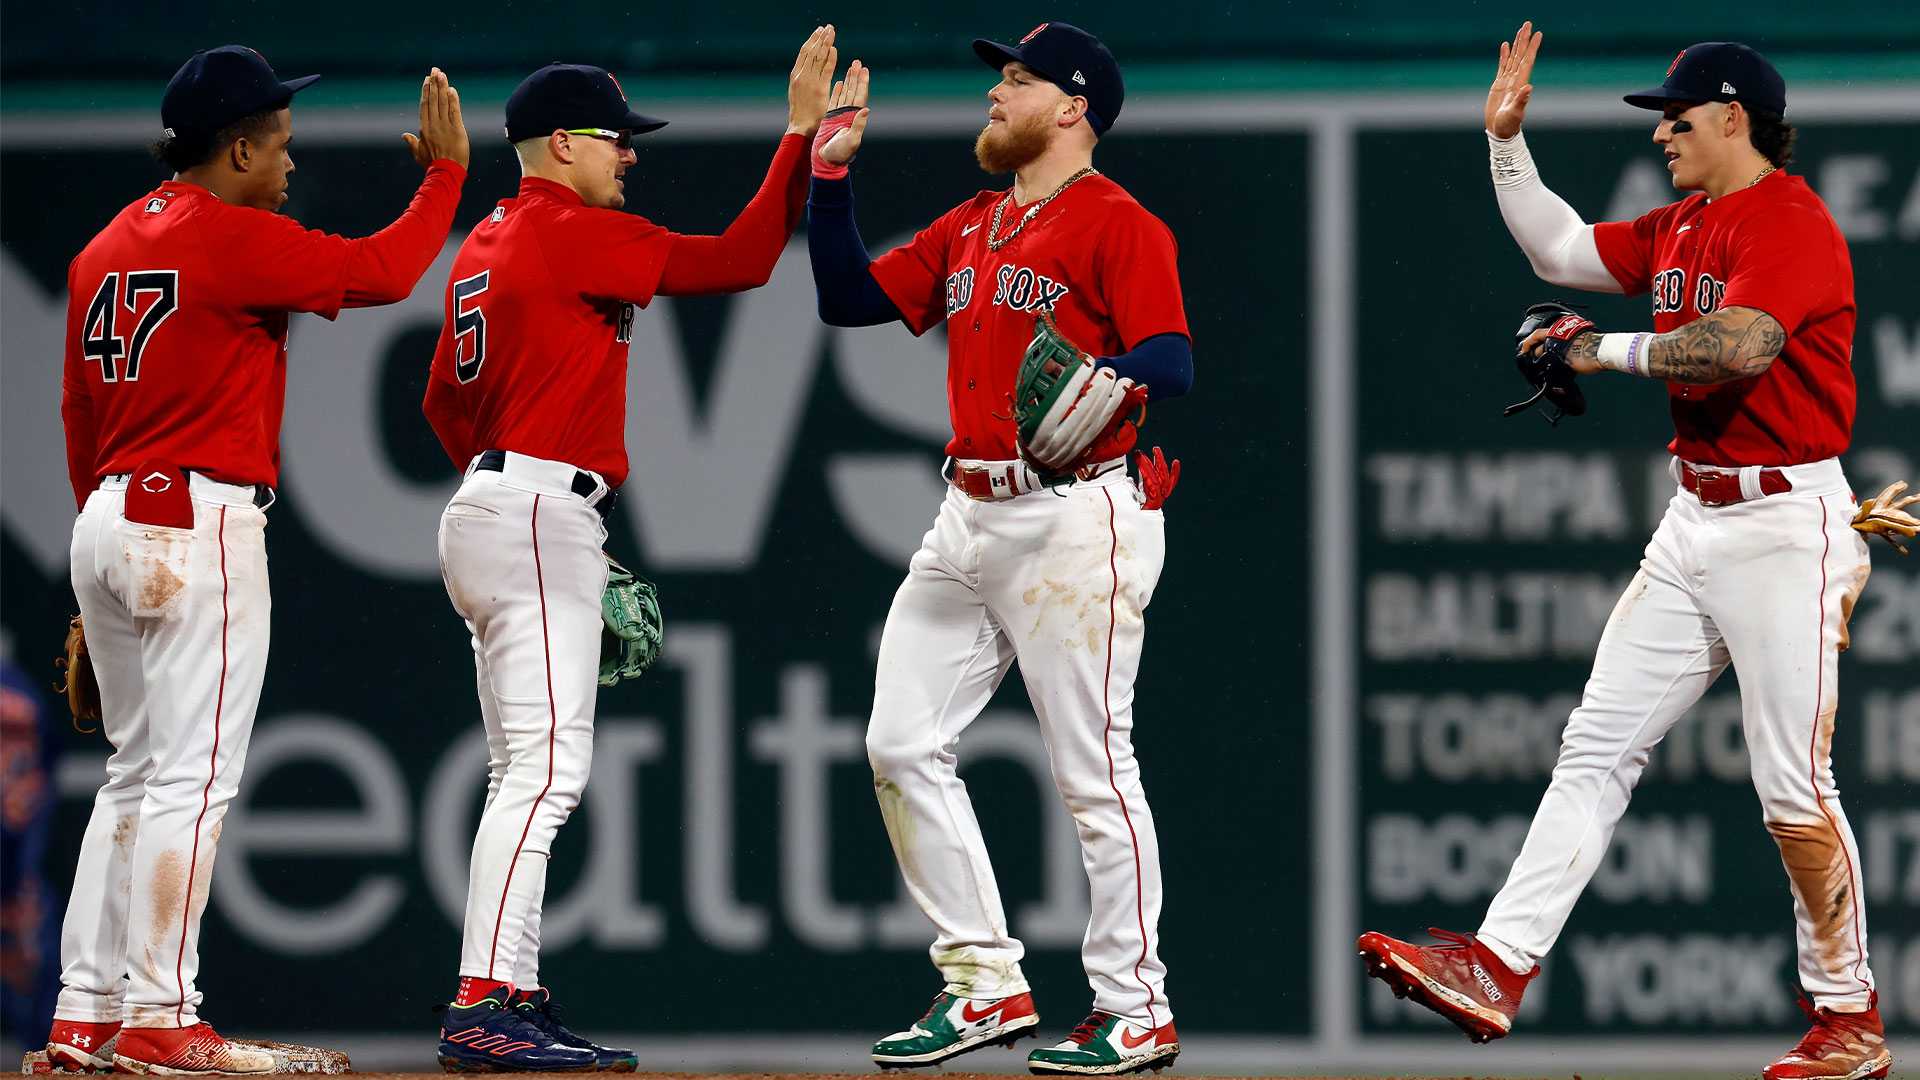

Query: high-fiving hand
1486 21 1543 139
816 59 871 168
788 25 839 137
403 68 469 170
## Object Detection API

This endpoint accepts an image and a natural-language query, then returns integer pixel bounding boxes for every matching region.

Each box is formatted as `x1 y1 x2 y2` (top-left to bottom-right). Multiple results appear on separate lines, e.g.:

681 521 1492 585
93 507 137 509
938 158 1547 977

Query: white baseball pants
866 464 1174 1028
59 475 271 1028
439 453 610 988
1480 457 1878 1010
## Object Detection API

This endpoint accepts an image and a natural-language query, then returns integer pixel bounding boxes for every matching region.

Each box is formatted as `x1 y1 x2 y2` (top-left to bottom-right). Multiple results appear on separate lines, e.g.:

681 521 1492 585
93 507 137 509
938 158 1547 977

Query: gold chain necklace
1749 165 1776 188
986 167 1098 252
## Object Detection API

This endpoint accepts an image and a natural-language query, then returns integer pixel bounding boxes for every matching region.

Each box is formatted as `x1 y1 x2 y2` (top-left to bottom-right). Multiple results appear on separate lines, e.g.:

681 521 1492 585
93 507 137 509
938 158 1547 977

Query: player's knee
865 724 936 779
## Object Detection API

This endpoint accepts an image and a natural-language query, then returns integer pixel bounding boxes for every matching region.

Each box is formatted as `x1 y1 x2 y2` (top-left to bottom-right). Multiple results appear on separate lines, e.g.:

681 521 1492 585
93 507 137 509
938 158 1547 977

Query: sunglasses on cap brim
564 128 633 149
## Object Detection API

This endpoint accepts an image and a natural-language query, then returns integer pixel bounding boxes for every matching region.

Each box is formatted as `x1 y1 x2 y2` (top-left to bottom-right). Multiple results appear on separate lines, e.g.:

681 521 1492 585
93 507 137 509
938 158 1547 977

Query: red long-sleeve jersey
61 160 467 508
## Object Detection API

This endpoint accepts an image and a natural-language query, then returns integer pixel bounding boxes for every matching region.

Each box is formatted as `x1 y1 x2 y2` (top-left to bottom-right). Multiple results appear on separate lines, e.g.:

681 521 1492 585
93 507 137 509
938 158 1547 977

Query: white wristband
1596 332 1650 376
1487 129 1539 189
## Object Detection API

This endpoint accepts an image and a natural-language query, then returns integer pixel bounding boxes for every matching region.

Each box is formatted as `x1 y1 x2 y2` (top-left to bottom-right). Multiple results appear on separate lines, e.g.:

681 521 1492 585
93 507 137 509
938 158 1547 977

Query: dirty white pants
867 465 1174 1028
1480 458 1877 1010
59 475 270 1027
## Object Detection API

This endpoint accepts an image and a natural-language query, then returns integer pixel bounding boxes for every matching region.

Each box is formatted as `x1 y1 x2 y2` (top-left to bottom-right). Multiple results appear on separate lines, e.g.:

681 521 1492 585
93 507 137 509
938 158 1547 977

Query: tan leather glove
54 614 102 733
1854 480 1920 555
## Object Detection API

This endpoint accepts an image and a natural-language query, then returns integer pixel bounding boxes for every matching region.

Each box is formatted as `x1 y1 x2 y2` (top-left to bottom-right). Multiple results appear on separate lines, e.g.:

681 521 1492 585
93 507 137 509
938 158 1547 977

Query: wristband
1487 129 1539 189
1596 332 1650 376
811 106 859 180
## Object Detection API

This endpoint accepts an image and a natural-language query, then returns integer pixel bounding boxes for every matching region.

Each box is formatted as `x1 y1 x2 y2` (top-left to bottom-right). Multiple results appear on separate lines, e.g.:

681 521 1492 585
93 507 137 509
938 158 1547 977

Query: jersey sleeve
1591 203 1668 296
1095 205 1190 348
1719 205 1839 334
205 160 466 319
61 257 100 509
548 210 676 307
868 201 968 336
421 283 476 471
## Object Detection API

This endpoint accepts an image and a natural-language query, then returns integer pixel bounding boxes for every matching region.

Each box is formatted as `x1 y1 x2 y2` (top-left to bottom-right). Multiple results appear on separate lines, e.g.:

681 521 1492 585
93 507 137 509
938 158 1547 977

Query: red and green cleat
871 990 1039 1068
1026 1012 1178 1076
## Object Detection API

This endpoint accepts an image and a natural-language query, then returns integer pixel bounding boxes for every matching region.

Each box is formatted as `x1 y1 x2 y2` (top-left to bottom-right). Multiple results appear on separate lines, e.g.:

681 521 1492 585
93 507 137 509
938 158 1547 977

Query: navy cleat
437 988 597 1073
512 988 638 1072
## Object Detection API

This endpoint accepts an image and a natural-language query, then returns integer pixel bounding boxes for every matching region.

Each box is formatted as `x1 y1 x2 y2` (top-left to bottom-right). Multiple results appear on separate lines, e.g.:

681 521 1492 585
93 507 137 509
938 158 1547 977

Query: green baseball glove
599 554 663 687
1012 313 1147 476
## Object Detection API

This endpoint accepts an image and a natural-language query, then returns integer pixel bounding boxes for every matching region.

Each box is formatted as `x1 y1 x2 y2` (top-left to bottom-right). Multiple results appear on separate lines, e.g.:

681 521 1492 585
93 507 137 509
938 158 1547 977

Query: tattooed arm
1563 307 1787 384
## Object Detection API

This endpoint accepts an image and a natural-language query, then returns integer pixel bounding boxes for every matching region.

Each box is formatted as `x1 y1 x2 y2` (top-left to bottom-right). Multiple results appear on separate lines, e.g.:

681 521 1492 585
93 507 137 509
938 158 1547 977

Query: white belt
944 456 1126 501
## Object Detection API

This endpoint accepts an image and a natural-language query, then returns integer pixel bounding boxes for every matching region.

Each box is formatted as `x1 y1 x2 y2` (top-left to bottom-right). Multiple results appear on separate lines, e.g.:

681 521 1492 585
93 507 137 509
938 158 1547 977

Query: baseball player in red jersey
422 30 839 1073
807 22 1193 1076
1359 25 1908 1080
50 47 468 1074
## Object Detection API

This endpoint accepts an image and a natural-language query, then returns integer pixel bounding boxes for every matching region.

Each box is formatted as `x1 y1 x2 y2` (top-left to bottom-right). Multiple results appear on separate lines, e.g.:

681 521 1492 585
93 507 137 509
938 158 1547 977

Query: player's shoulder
1078 174 1176 240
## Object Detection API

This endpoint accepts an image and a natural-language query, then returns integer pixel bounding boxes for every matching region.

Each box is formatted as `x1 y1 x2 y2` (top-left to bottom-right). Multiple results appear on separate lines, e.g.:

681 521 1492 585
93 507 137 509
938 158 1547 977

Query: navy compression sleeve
1098 333 1194 401
807 176 903 327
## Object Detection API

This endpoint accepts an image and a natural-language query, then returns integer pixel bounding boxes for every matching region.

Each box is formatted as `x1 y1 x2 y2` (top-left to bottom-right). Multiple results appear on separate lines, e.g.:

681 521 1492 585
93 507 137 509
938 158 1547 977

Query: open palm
1486 21 1543 138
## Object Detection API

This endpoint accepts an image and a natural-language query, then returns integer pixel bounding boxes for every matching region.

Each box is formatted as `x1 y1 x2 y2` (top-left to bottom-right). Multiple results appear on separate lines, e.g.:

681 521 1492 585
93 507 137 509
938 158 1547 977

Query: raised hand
1486 21 1542 139
403 68 469 170
788 25 838 137
816 60 871 168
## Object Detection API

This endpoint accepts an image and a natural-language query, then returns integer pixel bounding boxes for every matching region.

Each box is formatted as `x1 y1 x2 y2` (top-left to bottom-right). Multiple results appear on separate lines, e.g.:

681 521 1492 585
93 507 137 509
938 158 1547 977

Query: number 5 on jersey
452 270 490 383
82 270 179 383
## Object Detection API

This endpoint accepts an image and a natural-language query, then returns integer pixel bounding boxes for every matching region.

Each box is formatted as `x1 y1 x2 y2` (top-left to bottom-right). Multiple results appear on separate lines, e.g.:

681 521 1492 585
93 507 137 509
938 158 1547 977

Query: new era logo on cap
1072 70 1086 85
1722 81 1736 93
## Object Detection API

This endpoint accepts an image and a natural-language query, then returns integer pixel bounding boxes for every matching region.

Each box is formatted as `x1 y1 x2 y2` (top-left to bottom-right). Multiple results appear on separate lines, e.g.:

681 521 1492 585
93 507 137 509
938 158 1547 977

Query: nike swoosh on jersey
961 223 982 236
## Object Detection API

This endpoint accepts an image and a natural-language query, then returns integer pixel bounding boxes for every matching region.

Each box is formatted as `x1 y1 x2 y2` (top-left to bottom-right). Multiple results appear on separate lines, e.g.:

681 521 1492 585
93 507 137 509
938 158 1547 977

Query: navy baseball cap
973 22 1124 136
505 64 667 143
1624 42 1787 117
161 46 318 139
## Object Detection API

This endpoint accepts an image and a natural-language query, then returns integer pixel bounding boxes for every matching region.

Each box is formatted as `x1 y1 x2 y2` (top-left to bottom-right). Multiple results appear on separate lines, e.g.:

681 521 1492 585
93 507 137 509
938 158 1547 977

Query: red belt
1680 463 1793 507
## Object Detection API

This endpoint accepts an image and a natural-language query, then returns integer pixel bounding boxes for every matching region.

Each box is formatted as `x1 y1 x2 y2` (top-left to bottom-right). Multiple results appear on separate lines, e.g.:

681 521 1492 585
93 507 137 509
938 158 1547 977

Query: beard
974 112 1052 174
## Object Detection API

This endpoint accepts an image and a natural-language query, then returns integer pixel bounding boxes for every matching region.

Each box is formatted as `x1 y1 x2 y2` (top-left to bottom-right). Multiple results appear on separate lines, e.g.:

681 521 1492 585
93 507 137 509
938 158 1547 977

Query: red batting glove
812 106 859 180
1133 446 1181 510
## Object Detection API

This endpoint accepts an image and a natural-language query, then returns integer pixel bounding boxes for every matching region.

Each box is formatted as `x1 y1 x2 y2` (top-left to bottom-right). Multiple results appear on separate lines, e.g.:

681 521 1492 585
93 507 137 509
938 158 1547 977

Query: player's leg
116 499 270 1027
435 476 602 1072
866 490 1033 1066
1361 494 1729 1042
443 483 603 987
1475 496 1728 968
112 494 276 1071
1708 490 1879 1008
49 492 152 1065
983 477 1180 1073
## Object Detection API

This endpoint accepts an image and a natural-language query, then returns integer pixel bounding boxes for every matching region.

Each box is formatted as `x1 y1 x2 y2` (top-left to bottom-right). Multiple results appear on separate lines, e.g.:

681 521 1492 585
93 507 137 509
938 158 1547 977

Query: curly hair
1747 109 1796 168
149 107 281 173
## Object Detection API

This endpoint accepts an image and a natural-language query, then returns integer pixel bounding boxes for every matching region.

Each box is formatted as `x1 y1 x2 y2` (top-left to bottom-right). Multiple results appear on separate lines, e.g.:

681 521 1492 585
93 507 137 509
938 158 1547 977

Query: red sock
454 976 512 1007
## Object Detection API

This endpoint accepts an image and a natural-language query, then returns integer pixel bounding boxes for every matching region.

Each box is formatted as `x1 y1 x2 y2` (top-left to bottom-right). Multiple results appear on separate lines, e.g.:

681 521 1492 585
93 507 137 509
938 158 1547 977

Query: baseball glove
1504 301 1592 425
599 554 663 687
1853 480 1920 555
1012 313 1148 476
53 614 101 733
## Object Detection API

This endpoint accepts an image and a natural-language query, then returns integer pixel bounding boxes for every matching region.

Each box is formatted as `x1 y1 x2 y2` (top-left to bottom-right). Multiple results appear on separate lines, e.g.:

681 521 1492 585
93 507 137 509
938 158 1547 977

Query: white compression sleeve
1488 130 1623 294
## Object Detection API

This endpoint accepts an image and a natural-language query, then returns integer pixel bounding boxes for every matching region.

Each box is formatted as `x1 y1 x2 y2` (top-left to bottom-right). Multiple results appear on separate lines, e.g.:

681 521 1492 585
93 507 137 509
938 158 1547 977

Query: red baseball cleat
1356 927 1537 1043
112 1023 275 1074
1764 992 1893 1080
44 1018 121 1072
